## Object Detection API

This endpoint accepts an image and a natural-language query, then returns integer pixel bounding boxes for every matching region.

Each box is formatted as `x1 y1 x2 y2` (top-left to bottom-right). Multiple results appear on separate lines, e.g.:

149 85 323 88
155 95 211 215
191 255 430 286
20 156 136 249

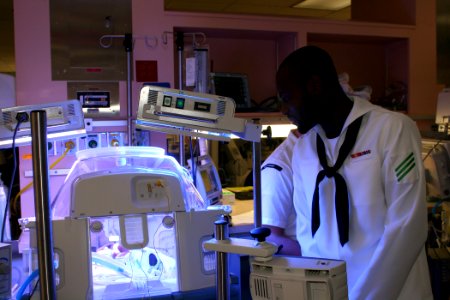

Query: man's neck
320 95 354 139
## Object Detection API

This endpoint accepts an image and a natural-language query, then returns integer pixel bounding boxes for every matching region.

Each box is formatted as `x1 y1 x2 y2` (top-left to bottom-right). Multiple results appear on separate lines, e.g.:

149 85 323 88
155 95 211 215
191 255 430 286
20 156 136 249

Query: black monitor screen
210 73 251 110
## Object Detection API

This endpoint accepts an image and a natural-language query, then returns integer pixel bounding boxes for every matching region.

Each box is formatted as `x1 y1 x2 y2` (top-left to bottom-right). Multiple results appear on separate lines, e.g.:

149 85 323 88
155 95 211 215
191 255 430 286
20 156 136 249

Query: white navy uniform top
261 130 299 240
292 97 432 300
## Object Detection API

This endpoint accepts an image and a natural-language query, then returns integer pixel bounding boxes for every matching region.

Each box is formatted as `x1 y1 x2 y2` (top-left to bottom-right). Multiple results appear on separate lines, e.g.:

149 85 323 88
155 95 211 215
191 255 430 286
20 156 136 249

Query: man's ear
306 75 321 95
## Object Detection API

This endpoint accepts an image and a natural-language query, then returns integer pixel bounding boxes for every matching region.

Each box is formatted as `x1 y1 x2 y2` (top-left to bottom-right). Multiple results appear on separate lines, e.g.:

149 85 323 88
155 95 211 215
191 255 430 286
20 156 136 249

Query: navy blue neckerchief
311 115 364 246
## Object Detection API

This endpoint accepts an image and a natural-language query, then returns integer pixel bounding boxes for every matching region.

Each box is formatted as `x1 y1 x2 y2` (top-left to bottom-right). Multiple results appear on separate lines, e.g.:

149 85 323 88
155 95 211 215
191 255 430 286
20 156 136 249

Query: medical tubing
1 119 22 242
422 139 442 161
11 147 70 215
15 269 39 300
152 221 165 280
11 265 22 295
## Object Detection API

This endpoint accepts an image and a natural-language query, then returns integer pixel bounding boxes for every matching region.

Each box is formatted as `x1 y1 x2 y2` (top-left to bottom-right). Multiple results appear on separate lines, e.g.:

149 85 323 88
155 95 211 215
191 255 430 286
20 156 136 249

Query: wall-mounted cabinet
173 25 412 119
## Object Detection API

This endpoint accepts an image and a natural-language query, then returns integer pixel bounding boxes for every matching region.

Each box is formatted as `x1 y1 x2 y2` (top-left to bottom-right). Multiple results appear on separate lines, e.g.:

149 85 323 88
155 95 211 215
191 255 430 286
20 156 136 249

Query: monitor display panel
197 162 221 205
189 155 222 206
210 72 251 111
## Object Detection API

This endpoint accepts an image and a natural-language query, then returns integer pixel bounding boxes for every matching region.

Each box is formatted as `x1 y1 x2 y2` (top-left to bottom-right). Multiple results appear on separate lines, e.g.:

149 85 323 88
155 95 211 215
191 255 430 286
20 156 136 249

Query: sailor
276 45 432 299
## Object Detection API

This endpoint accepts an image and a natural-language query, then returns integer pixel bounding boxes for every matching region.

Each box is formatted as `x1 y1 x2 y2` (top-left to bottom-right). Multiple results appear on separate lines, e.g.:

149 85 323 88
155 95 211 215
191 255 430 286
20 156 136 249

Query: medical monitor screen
196 162 222 206
200 169 214 194
210 72 251 111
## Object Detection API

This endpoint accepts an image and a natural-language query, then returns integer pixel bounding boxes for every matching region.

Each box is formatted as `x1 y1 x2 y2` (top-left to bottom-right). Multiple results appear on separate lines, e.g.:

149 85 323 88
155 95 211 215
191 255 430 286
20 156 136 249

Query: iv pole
174 31 210 164
98 33 134 146
176 32 186 165
123 33 133 146
165 30 264 299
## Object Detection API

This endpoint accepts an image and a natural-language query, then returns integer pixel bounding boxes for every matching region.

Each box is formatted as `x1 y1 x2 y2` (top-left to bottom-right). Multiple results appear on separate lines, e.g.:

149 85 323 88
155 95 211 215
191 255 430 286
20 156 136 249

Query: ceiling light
292 0 351 10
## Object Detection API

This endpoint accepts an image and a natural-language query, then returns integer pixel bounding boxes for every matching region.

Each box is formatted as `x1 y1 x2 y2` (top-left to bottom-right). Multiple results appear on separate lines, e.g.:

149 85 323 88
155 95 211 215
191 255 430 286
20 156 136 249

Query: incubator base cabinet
204 227 348 300
20 147 227 299
250 256 348 300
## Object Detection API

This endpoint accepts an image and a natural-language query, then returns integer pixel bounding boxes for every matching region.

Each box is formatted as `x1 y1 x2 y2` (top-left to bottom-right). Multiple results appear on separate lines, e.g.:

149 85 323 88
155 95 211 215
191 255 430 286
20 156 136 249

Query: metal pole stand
204 221 278 300
252 118 262 228
31 110 56 299
214 217 230 300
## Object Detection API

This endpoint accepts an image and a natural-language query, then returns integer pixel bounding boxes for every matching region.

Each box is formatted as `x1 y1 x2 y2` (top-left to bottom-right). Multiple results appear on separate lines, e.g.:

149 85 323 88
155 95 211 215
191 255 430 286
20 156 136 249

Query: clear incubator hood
51 146 207 218
24 146 225 299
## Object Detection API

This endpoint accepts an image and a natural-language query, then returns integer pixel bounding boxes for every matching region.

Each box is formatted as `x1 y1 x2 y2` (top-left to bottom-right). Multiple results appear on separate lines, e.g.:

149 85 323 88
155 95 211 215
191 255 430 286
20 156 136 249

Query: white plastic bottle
0 173 11 241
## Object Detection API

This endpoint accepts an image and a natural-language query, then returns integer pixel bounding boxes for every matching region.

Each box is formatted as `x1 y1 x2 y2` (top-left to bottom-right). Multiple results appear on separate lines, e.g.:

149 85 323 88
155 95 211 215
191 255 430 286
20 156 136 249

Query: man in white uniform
261 129 301 255
261 75 368 256
276 45 432 299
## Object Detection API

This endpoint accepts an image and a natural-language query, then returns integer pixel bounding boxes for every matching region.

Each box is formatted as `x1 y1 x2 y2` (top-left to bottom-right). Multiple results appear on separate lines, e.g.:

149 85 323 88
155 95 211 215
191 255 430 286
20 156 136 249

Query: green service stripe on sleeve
397 161 415 182
395 152 415 182
395 152 414 173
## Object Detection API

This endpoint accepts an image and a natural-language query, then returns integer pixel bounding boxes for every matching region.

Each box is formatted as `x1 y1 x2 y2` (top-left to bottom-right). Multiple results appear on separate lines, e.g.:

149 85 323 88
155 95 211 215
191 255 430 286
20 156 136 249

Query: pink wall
14 0 437 217
14 0 438 120
14 0 66 105
310 40 388 101
14 0 64 217
207 37 278 103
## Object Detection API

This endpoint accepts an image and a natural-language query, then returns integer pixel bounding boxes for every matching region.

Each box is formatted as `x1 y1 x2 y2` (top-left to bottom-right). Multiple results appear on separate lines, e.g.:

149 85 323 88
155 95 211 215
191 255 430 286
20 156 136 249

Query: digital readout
194 102 211 112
